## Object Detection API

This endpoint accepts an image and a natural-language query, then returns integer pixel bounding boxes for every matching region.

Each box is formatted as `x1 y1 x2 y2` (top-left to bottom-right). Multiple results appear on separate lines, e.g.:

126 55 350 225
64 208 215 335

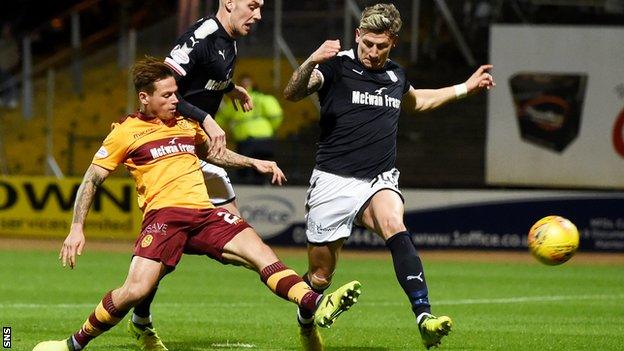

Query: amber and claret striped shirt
91 112 214 214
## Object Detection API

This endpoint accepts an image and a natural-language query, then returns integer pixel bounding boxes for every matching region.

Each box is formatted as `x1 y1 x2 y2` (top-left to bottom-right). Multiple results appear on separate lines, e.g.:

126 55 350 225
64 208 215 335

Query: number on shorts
216 211 240 224
372 171 398 188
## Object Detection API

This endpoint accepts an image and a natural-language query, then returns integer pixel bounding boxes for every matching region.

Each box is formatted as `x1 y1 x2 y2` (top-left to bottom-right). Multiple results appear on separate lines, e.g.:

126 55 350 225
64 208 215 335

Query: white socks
132 313 152 326
416 312 433 325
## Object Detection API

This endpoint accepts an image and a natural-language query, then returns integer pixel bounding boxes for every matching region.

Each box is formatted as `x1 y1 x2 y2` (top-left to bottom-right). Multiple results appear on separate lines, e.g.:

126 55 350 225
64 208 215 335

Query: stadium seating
0 57 317 177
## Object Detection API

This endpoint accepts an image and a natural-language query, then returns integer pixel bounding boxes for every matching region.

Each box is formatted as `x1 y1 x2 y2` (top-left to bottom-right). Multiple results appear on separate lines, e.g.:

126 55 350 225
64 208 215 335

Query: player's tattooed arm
284 39 340 101
62 164 110 268
72 164 110 225
198 142 265 179
283 59 322 101
204 147 287 185
204 148 255 169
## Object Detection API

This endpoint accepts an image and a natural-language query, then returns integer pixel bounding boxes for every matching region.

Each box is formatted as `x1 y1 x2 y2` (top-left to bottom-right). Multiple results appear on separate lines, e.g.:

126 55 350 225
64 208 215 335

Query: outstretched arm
404 64 495 113
204 148 287 185
284 39 341 101
60 164 110 269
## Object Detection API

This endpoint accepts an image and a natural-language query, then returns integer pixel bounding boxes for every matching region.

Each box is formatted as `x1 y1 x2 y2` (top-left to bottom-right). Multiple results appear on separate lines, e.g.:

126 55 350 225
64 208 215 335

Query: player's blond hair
359 3 402 37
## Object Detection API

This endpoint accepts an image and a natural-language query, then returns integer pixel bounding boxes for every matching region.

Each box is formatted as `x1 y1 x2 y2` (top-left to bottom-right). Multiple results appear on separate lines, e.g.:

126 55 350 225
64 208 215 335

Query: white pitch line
437 294 624 306
378 293 624 307
210 341 256 348
0 302 259 309
1 294 622 310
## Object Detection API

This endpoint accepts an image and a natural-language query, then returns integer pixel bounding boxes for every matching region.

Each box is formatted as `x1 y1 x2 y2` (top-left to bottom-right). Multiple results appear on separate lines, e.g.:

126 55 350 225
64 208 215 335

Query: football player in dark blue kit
284 3 495 350
165 0 263 215
127 1 269 350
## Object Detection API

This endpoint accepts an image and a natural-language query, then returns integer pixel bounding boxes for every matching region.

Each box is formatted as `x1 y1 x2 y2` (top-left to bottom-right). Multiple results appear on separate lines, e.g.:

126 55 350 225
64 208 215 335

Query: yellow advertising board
0 176 142 239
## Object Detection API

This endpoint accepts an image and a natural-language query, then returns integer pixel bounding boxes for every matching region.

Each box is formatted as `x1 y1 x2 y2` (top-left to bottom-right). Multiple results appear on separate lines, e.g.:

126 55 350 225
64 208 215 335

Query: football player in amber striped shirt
32 57 361 351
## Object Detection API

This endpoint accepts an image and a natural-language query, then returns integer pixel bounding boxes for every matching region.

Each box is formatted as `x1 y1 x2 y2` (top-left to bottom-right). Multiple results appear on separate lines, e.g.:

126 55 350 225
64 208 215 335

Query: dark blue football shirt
165 16 236 118
314 48 411 179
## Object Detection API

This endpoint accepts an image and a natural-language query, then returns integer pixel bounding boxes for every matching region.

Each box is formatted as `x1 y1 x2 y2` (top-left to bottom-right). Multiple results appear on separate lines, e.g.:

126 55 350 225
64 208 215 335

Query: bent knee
378 216 406 237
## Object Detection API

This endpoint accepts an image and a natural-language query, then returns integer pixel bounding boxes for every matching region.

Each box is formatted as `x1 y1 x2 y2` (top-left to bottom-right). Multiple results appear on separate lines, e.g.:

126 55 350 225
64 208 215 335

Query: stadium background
1 0 623 249
5 0 622 186
0 1 623 350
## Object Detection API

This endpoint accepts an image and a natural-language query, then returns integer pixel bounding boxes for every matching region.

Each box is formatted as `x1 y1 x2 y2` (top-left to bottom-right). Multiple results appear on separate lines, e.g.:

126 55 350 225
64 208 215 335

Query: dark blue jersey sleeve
177 94 209 123
316 56 342 97
166 39 209 81
401 67 411 94
165 17 218 80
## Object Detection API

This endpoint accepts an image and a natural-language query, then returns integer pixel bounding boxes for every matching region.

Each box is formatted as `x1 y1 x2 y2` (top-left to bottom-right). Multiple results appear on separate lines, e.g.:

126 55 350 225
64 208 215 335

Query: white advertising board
487 25 624 188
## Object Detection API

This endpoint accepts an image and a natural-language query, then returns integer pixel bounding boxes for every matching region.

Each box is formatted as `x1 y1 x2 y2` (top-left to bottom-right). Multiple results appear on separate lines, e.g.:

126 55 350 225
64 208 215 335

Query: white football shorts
199 160 236 206
305 167 403 243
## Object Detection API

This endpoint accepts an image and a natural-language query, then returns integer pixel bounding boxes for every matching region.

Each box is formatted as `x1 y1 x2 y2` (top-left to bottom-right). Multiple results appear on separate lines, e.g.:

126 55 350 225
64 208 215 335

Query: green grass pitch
1 246 623 350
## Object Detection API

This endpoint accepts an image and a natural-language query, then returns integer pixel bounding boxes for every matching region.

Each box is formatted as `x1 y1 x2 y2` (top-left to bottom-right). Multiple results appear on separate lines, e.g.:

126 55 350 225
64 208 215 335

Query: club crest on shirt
177 119 194 130
141 234 153 248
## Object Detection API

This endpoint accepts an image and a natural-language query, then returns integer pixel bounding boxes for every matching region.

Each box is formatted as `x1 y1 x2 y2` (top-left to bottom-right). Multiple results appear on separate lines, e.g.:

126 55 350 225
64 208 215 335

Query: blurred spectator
0 22 19 109
216 74 284 184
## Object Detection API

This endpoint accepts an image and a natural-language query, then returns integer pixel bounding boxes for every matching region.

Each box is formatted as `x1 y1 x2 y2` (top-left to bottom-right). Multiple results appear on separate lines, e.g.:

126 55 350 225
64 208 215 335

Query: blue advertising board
234 187 624 252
